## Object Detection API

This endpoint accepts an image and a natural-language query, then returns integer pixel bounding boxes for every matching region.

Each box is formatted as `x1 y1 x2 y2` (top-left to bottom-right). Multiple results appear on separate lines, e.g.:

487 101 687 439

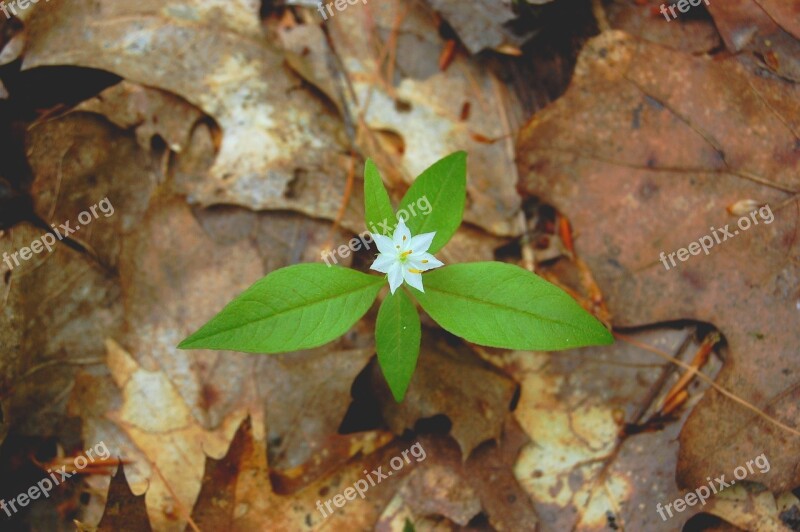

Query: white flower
370 218 444 294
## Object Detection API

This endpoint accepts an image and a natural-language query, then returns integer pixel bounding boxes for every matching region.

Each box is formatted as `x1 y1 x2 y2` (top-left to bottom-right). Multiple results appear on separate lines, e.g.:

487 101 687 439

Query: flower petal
373 234 395 255
370 254 395 273
402 268 425 292
392 218 411 250
408 231 436 254
408 252 444 271
387 262 404 294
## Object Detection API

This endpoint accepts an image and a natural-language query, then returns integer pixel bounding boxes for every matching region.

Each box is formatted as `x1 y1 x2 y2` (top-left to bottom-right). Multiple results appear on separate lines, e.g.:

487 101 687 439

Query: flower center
399 249 413 262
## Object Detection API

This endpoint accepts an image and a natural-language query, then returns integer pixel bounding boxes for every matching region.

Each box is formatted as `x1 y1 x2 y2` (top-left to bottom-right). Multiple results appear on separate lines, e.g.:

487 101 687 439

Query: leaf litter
0 0 798 530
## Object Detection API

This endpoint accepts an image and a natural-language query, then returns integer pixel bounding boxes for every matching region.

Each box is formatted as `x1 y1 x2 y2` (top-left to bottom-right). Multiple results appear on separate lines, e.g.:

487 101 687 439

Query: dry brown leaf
22 0 359 224
370 335 517 459
74 81 206 155
702 483 800 531
706 0 800 80
258 343 393 491
426 0 538 55
98 464 151 532
323 0 525 238
0 222 121 446
191 416 422 530
607 0 720 53
374 421 536 530
517 30 800 492
27 108 161 269
480 329 720 531
103 338 246 531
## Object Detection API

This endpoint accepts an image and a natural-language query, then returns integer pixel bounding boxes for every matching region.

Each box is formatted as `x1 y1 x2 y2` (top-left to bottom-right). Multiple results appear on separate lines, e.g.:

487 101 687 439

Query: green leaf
178 264 383 354
364 158 396 234
413 262 613 350
397 151 466 252
375 288 421 402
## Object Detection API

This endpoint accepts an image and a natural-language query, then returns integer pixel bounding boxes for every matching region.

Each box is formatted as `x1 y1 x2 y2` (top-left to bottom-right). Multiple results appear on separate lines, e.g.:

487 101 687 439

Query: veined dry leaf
705 0 800 80
517 30 800 492
370 335 517 459
323 0 525 238
0 223 122 446
27 110 162 269
22 0 361 226
191 416 420 530
482 329 719 531
103 338 247 532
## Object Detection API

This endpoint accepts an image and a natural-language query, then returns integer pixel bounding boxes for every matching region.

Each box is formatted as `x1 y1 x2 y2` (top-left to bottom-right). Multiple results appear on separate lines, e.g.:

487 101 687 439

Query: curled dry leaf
322 0 525 238
22 0 360 225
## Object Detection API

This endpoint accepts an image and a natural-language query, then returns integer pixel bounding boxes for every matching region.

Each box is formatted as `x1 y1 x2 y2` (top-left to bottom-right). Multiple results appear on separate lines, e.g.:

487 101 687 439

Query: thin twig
615 332 800 438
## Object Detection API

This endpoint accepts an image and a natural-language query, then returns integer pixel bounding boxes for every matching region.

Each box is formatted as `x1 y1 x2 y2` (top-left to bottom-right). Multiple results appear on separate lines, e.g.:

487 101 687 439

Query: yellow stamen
409 268 423 273
421 259 429 264
400 250 413 258
403 236 407 241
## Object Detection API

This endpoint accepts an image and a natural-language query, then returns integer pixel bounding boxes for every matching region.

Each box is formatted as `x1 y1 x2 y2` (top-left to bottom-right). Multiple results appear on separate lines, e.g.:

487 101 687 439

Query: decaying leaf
518 30 800 492
370 335 518 459
705 0 800 80
102 338 246 531
98 464 151 532
322 0 526 238
375 420 537 530
701 483 800 531
23 0 359 225
0 223 121 445
425 0 539 55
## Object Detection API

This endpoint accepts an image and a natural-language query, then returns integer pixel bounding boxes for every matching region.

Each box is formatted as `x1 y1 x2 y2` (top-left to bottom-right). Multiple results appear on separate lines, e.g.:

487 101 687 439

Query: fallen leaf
103 338 247 531
23 0 358 224
702 483 800 531
517 30 800 492
705 0 800 80
323 0 526 238
369 334 518 459
98 464 151 532
426 0 538 55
